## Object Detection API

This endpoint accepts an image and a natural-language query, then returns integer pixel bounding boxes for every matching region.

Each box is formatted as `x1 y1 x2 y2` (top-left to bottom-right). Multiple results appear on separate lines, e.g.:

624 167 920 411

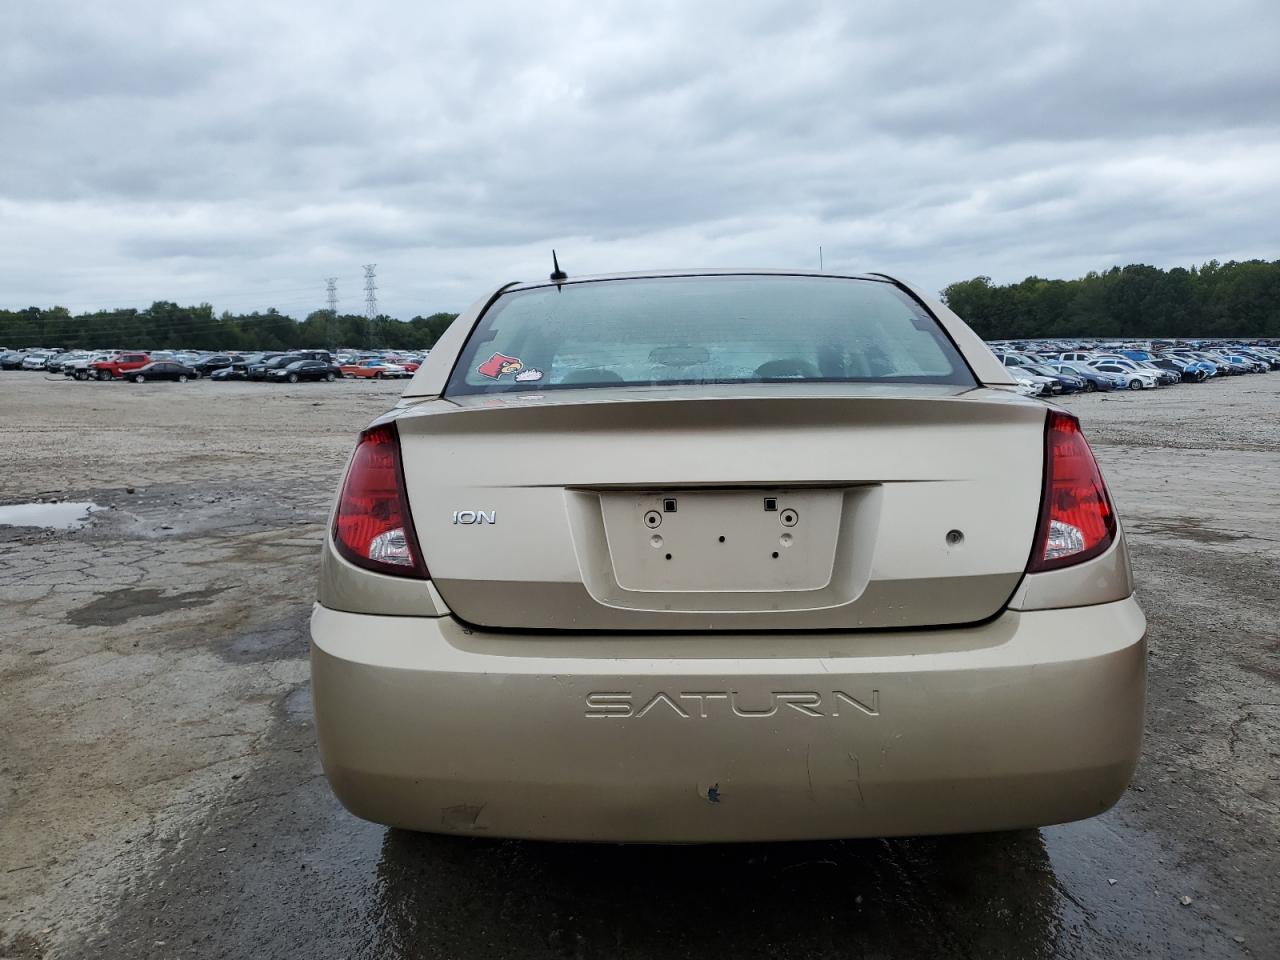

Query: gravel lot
1 371 1277 959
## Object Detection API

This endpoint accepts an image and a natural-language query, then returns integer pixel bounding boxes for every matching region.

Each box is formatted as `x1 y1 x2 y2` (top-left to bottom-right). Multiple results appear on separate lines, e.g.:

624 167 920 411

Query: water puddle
0 501 104 530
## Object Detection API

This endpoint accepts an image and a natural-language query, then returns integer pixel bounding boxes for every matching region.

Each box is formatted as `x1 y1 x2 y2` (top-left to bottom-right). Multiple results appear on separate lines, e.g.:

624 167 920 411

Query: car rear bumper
310 596 1146 842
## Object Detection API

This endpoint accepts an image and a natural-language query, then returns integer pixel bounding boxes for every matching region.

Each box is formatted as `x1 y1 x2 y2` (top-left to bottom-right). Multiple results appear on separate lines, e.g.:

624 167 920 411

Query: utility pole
324 277 338 349
362 264 378 347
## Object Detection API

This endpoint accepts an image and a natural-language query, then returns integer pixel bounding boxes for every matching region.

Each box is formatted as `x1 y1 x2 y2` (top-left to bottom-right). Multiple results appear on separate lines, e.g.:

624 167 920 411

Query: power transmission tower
362 264 378 347
324 277 338 348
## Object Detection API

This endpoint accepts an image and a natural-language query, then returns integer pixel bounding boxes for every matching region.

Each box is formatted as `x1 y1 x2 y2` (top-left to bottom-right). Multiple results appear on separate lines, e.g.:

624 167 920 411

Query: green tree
940 260 1280 339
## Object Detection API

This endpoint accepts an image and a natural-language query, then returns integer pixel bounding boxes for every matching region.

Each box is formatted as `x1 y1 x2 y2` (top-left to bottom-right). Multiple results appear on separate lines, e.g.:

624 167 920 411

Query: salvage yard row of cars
2 340 1277 393
0 348 427 383
990 339 1280 395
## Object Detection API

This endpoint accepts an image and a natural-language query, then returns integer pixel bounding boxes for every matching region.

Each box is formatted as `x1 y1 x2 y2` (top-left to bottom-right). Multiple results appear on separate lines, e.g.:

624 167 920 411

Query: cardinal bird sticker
477 353 524 379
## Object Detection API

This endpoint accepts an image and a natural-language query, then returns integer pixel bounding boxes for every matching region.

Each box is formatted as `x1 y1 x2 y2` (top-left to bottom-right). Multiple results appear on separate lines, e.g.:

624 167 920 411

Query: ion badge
478 353 524 379
514 368 543 382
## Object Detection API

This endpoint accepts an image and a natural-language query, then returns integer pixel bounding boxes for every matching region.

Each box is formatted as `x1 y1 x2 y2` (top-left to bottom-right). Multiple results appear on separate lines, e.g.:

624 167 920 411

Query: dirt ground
0 371 1276 960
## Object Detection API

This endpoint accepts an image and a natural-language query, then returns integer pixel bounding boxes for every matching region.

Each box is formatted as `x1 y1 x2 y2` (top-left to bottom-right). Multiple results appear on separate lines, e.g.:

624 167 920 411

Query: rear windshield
445 275 975 395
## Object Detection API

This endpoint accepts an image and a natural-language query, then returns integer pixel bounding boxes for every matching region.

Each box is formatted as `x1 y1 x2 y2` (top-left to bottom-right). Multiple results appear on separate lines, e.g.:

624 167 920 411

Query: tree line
0 304 459 352
3 259 1279 350
941 260 1280 340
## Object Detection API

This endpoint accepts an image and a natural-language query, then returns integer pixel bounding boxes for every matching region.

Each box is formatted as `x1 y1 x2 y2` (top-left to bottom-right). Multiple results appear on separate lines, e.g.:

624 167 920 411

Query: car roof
500 267 888 294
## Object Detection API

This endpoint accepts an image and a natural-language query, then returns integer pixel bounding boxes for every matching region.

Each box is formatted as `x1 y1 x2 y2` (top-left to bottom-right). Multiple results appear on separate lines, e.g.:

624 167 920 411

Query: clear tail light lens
333 423 427 578
1028 411 1116 572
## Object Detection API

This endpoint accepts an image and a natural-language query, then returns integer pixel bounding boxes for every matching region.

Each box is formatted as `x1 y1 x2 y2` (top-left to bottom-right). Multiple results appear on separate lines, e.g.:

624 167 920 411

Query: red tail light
1028 411 1116 572
333 423 427 578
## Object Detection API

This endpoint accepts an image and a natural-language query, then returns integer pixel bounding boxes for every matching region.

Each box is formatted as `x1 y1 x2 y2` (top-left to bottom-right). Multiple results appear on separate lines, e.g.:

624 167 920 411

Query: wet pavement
71 724 1264 960
0 373 1276 959
0 502 101 531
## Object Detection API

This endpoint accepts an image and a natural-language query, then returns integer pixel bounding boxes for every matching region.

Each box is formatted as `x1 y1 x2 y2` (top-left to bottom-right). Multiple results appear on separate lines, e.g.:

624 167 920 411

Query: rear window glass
445 275 974 395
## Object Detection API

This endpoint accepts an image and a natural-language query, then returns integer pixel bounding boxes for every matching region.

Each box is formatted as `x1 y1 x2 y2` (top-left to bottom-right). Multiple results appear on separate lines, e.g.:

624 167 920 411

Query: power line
363 264 376 350
325 277 338 350
363 265 378 321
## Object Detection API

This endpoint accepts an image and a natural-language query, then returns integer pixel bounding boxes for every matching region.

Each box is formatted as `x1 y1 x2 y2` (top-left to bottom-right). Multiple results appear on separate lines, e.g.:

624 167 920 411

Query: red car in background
90 352 151 380
339 359 409 379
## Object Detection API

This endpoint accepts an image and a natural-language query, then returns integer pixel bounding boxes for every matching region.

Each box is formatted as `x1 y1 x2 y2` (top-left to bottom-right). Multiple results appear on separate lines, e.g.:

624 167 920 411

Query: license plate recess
599 490 843 593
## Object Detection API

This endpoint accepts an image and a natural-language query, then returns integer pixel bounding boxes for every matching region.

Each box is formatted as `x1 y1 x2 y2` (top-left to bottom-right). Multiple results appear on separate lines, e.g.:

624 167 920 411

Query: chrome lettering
831 689 880 717
777 691 824 718
730 692 778 718
584 692 632 718
452 510 496 525
635 692 690 719
585 690 880 719
678 692 729 718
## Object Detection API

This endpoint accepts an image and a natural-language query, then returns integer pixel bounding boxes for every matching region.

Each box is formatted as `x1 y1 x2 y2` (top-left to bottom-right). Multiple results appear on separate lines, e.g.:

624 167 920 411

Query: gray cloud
1 0 1277 318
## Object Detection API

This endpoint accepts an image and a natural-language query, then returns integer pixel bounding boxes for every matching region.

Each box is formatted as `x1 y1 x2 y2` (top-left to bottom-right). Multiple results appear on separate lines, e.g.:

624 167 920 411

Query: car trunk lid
395 384 1045 630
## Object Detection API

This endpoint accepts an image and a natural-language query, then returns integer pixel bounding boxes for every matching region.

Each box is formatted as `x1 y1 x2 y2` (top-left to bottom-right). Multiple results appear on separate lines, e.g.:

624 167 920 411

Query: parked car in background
1089 357 1177 386
1045 362 1120 391
53 352 93 376
128 361 197 383
1236 349 1280 370
384 355 422 372
1132 361 1181 386
340 359 408 379
1018 371 1065 395
193 354 242 376
1085 353 1144 367
1148 356 1207 382
21 351 62 370
1011 378 1041 396
247 354 299 380
1159 353 1217 379
1170 351 1232 375
1200 353 1248 375
268 360 341 383
996 353 1036 369
1088 361 1159 390
63 353 109 379
210 361 250 381
1022 363 1087 394
1217 353 1267 374
90 352 151 380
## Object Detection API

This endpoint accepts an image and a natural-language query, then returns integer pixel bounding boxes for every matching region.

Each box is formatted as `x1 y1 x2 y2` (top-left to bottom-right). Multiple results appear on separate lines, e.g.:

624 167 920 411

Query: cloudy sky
3 0 1278 318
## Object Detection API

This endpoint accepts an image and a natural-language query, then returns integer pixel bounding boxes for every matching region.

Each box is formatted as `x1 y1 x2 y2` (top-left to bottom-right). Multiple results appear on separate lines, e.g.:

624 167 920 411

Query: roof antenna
550 249 568 283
